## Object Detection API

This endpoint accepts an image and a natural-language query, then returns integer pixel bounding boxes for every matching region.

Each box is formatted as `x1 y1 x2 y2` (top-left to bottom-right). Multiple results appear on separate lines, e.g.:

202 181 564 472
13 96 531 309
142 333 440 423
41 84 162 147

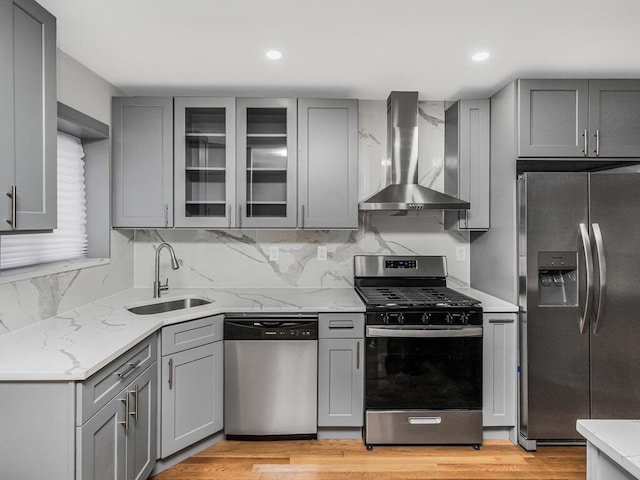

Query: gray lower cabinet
0 0 56 232
444 99 490 231
78 364 157 480
160 316 224 458
112 97 174 228
0 335 157 480
482 313 517 427
298 98 359 229
517 79 640 158
317 313 364 427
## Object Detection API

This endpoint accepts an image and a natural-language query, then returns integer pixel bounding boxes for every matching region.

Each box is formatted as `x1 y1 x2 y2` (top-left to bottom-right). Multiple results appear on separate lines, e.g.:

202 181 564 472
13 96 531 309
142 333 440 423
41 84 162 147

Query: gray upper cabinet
112 97 173 228
588 80 640 158
518 79 640 158
236 98 297 228
174 97 236 228
518 79 589 158
444 99 490 231
0 0 56 232
298 99 358 229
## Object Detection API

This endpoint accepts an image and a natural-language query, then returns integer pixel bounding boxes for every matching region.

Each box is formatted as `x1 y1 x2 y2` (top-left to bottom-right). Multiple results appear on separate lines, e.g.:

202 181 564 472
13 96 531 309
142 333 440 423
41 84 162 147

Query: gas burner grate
356 286 480 307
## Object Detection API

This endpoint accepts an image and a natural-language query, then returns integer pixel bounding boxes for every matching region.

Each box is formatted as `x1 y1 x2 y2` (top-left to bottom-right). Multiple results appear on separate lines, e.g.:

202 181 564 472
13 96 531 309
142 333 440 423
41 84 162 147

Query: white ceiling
38 0 640 100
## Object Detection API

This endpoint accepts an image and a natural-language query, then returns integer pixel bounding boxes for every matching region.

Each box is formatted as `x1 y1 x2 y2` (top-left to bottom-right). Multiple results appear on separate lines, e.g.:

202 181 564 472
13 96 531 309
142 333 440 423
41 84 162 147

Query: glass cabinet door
237 98 297 228
174 97 236 227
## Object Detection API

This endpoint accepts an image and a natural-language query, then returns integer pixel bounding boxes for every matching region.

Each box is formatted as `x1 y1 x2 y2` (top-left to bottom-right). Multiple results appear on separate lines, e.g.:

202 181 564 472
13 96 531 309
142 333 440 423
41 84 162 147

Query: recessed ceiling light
266 50 282 60
472 51 490 62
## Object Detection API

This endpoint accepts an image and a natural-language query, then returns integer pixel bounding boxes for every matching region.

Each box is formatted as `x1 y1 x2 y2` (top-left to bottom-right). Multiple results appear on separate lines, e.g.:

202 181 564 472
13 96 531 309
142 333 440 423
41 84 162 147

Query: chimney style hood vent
359 91 470 211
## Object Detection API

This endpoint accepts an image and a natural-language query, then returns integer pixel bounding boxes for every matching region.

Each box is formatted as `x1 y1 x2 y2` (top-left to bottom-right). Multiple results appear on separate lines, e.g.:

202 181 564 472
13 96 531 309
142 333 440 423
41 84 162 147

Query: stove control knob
421 313 432 325
397 313 405 324
461 312 469 324
445 313 453 325
382 313 390 324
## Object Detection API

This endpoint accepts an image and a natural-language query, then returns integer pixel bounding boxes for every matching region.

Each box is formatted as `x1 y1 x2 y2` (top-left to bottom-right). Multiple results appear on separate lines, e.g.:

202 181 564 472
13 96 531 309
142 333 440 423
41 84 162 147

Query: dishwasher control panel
224 319 318 340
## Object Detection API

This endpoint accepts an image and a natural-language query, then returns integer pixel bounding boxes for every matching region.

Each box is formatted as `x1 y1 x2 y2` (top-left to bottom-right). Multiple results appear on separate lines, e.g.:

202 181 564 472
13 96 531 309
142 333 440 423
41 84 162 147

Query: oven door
365 326 483 411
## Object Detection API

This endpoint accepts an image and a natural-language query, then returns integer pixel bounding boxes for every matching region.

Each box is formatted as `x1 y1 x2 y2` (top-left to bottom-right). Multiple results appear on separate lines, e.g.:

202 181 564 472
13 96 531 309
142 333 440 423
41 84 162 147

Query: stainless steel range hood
359 92 470 211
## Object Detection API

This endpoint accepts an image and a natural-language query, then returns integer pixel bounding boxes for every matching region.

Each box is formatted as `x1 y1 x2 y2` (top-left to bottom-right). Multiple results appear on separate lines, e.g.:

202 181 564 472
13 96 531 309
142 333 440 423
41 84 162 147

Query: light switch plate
456 246 466 262
317 246 327 261
269 246 279 261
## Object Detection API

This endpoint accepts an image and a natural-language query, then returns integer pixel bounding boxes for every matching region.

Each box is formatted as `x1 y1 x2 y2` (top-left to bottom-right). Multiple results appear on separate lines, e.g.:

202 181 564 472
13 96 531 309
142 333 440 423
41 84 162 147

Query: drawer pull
488 318 515 324
329 321 354 329
115 359 141 379
408 416 441 425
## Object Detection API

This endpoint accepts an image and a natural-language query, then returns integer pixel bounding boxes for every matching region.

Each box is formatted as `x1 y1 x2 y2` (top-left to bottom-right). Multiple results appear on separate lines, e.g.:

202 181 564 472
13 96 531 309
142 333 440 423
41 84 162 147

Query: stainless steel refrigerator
518 172 640 451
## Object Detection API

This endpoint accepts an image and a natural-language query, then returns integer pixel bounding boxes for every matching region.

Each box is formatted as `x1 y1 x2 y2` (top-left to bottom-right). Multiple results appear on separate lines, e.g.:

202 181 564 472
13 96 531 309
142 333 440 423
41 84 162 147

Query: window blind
0 132 88 270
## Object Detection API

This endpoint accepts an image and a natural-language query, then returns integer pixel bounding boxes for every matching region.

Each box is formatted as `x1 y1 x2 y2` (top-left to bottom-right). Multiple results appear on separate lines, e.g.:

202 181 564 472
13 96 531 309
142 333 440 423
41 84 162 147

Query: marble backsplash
134 100 470 289
0 230 134 334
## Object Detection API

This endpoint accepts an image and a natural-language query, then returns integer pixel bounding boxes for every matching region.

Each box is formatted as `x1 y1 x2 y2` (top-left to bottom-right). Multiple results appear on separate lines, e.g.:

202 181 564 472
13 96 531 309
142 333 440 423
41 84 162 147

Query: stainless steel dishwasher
224 314 318 439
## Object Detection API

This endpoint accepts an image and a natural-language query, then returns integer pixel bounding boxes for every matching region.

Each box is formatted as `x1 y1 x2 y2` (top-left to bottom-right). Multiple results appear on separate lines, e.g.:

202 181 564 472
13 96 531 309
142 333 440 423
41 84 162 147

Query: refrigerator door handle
592 223 606 334
578 223 595 334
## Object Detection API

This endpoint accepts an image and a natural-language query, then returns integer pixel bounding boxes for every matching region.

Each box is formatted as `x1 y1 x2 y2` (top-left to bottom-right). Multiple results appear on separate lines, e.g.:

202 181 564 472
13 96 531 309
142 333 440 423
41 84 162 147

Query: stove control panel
385 259 417 269
367 309 482 326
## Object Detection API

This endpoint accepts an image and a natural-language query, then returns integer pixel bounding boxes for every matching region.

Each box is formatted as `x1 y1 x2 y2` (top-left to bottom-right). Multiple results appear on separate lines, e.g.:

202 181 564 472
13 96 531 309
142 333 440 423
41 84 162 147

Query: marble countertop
577 419 640 479
451 286 518 313
0 285 516 382
0 287 365 381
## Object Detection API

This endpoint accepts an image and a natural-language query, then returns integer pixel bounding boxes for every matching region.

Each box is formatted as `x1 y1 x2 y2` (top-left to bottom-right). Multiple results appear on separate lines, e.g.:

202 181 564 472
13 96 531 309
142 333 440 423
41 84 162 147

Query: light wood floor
152 439 586 480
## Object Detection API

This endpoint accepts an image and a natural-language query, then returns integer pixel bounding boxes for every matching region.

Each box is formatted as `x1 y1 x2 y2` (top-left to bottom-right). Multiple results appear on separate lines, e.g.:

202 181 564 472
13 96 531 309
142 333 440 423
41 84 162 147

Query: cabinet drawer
318 313 364 339
161 315 223 355
77 334 157 425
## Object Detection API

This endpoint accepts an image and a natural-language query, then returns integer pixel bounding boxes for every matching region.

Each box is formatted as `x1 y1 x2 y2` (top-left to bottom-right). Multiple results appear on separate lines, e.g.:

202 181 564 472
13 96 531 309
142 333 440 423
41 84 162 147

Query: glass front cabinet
174 97 236 228
236 98 297 228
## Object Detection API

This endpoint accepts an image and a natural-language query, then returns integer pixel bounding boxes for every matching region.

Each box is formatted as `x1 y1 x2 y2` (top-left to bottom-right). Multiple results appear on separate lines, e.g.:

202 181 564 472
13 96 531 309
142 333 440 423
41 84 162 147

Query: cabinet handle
356 341 360 370
133 384 139 421
301 204 305 229
168 358 174 390
238 205 242 229
119 393 130 431
594 129 600 157
488 318 515 324
228 204 232 228
582 129 588 156
164 204 169 228
114 359 141 379
6 185 16 229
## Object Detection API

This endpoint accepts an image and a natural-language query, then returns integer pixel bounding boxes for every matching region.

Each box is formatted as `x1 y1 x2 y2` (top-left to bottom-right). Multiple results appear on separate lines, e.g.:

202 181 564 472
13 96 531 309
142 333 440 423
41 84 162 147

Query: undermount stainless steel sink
127 297 211 315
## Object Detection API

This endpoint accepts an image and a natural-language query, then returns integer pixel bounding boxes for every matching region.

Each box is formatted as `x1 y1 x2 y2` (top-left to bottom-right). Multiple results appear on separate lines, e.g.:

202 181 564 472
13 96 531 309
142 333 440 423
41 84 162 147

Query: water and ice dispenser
537 251 578 306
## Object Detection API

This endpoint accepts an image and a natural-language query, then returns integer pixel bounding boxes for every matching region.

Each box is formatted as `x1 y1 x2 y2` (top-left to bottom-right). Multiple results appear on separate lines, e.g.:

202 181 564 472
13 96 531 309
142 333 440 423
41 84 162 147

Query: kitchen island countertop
577 419 640 479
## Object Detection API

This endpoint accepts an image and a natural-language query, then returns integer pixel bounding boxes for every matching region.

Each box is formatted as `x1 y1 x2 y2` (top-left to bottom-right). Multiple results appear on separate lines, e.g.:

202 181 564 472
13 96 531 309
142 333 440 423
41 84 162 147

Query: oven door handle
366 326 483 338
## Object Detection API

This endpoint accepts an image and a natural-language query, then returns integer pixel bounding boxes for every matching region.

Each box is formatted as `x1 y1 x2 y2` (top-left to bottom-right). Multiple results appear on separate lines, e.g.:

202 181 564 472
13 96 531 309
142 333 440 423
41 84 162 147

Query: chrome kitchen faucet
154 242 180 298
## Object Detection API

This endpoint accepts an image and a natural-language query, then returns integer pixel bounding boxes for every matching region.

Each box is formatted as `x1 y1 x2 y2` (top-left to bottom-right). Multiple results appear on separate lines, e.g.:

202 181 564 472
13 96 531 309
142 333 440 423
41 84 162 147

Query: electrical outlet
269 246 279 262
317 246 327 261
456 246 466 262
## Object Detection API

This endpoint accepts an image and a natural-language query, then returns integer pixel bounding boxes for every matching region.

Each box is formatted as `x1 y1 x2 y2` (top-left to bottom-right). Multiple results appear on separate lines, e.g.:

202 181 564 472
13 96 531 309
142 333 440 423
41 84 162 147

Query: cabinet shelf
246 200 287 205
246 168 287 172
246 133 287 138
186 133 226 138
186 200 226 205
186 167 226 172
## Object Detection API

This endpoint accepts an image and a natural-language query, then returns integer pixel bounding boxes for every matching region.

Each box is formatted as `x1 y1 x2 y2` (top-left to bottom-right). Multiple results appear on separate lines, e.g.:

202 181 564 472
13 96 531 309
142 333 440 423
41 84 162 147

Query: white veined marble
0 230 134 335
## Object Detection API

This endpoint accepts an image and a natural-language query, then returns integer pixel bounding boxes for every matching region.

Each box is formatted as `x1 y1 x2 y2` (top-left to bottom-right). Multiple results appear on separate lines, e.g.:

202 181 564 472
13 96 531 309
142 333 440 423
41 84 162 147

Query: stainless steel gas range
354 255 483 449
